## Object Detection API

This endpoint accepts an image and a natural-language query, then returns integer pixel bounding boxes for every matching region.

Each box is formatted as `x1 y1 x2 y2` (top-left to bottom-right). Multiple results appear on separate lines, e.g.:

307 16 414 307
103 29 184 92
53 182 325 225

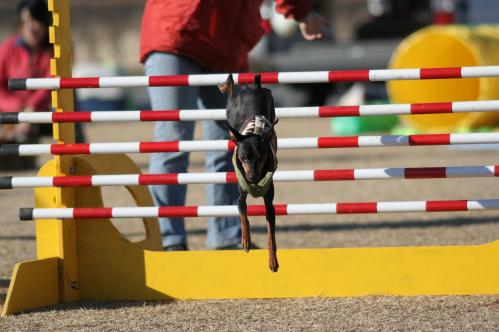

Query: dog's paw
269 254 279 272
241 235 251 253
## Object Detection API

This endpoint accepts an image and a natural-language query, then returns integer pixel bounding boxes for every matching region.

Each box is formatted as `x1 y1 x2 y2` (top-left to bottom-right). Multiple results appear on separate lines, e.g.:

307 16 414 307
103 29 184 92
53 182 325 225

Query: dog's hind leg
237 187 251 252
264 182 279 272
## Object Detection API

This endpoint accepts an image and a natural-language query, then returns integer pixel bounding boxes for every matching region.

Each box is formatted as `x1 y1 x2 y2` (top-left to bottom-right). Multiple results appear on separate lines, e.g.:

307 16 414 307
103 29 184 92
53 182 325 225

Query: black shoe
163 243 188 251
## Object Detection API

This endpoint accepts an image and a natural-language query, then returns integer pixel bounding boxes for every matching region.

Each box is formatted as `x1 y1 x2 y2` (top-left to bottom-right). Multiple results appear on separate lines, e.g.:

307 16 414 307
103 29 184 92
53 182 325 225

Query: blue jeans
145 52 240 249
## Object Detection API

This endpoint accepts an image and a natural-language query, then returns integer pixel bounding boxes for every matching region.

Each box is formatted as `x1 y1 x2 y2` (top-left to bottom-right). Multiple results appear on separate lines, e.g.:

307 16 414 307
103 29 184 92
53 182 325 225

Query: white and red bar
8 66 499 90
19 198 499 220
2 165 498 189
2 132 499 156
2 100 499 124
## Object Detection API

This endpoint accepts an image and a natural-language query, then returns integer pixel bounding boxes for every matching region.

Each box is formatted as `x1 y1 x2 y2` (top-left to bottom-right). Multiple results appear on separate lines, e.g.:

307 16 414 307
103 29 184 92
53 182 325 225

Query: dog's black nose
247 175 257 183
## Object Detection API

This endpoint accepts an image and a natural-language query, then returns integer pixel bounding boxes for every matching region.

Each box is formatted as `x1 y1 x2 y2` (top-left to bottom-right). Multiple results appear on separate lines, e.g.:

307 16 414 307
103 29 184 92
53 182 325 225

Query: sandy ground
0 118 498 330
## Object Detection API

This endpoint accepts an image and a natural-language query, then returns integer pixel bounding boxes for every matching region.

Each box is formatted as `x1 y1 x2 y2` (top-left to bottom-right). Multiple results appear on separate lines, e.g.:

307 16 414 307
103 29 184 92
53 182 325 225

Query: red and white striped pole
1 165 497 189
19 198 499 220
432 0 455 25
2 100 499 124
8 66 499 90
1 132 499 156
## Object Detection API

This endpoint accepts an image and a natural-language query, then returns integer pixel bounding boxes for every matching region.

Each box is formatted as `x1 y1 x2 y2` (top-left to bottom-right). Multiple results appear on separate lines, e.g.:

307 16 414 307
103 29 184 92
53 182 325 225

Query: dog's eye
240 157 248 163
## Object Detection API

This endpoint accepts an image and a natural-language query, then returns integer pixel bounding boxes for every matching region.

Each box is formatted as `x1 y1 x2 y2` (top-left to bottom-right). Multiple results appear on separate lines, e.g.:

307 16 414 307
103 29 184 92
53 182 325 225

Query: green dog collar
232 147 277 198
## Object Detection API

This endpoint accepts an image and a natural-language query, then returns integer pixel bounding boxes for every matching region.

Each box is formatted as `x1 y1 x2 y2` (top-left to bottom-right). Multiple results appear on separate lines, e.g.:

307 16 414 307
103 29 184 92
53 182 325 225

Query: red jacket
0 36 51 113
140 0 312 72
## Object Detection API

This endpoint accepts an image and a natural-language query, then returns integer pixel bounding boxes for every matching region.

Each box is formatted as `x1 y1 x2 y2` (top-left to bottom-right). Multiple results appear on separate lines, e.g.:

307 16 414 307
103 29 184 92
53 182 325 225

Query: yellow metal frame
2 0 499 316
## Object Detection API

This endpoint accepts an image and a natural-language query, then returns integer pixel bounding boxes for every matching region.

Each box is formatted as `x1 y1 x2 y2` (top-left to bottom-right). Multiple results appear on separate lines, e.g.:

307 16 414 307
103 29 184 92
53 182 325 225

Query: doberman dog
219 74 279 272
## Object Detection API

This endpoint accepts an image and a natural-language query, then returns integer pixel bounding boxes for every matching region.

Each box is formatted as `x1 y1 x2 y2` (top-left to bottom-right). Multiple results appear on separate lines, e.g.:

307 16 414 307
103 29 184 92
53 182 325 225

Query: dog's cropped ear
227 123 245 142
218 74 234 96
252 74 261 90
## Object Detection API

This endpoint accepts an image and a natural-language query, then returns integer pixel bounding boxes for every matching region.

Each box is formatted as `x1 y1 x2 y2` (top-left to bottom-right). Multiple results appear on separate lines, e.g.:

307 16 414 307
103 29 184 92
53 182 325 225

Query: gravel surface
1 119 498 330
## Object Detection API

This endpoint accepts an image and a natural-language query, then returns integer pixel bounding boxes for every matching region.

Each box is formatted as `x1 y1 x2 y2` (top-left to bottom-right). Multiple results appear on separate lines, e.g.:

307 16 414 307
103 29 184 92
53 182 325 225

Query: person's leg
145 52 201 249
199 83 241 249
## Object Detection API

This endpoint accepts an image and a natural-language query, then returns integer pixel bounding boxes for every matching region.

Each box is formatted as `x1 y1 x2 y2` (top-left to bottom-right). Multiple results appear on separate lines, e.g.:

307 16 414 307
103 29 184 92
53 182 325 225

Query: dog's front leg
237 186 251 252
264 182 278 272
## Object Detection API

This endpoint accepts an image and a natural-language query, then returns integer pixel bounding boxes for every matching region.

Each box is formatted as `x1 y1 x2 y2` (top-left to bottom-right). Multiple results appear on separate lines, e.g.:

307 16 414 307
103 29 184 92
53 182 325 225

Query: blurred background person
0 0 51 169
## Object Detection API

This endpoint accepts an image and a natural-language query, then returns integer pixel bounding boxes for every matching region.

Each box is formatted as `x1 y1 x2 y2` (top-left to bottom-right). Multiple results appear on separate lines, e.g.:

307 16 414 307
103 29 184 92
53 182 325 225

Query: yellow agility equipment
3 153 163 316
388 25 499 132
2 1 499 316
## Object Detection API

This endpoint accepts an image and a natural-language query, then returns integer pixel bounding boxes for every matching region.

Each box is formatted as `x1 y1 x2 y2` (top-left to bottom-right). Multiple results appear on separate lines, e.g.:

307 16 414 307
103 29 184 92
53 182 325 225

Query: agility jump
2 0 498 316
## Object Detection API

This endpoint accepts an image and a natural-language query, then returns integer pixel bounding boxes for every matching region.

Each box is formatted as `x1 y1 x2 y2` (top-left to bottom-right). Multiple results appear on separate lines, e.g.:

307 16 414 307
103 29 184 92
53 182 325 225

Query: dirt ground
1 118 498 330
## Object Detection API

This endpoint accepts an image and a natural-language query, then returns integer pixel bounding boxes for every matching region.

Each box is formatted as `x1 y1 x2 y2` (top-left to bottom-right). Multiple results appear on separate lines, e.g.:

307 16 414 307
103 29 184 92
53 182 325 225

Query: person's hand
298 11 329 41
22 106 35 113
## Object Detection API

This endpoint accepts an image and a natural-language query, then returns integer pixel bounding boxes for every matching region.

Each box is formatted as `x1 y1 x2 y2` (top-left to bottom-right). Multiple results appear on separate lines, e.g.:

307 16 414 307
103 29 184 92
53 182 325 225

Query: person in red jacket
140 0 328 251
0 0 52 144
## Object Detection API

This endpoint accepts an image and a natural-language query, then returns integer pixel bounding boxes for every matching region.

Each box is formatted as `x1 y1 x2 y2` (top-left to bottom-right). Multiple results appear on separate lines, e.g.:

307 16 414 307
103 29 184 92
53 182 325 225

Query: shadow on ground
0 235 35 241
2 299 174 316
0 215 489 241
188 215 499 235
0 278 10 305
